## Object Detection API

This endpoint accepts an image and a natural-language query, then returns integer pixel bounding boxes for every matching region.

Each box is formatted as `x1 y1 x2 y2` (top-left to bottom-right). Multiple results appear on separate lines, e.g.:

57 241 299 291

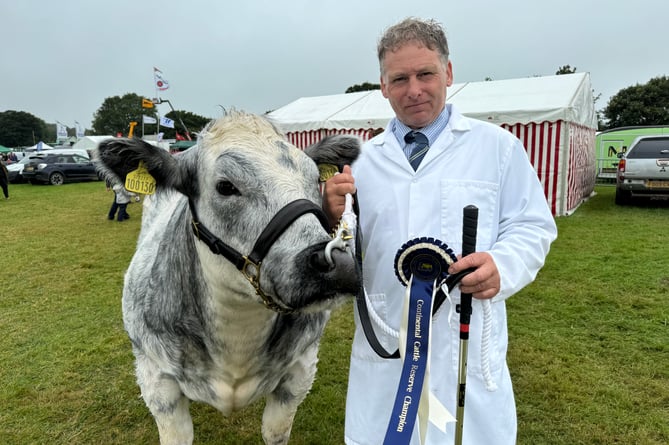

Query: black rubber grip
461 205 478 257
458 205 478 336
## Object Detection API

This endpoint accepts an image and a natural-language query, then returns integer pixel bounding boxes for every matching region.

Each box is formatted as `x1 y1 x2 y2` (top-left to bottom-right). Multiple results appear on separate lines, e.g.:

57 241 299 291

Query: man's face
380 43 453 130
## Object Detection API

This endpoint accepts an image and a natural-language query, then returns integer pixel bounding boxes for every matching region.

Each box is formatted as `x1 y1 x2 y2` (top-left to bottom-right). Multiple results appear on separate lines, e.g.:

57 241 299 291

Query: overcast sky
2 0 667 129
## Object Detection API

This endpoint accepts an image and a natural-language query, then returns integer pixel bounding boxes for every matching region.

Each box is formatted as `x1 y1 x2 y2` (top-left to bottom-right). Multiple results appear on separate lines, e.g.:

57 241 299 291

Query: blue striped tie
405 131 429 170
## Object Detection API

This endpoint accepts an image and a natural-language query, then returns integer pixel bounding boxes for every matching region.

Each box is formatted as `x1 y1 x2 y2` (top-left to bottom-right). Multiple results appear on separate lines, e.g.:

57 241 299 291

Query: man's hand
448 252 500 300
322 165 356 229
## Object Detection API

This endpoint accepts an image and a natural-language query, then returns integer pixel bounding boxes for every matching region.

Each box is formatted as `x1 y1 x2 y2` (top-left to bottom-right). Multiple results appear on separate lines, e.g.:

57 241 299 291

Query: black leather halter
188 198 330 313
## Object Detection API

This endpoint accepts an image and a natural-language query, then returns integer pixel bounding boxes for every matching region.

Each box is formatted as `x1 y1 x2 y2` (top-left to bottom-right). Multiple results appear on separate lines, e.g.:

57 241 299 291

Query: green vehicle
596 126 669 180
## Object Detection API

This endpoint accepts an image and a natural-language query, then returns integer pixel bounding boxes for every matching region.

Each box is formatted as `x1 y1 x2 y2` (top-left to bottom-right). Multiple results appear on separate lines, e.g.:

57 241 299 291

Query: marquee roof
268 72 597 132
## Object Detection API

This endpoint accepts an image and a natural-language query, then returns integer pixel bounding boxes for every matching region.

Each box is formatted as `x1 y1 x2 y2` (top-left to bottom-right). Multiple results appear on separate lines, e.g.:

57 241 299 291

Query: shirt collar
391 104 451 147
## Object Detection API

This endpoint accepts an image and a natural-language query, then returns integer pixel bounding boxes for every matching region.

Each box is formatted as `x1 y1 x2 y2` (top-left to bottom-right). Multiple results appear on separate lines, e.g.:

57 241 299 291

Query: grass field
0 182 667 444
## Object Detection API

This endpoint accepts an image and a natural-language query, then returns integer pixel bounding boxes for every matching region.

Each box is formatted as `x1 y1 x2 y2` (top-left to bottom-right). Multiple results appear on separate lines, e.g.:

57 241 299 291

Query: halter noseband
188 198 330 313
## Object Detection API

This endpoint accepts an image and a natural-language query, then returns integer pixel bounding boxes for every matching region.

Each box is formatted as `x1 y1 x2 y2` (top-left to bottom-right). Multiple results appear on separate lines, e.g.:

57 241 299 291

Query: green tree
92 93 157 137
0 110 48 147
602 76 669 129
556 65 577 75
345 82 380 93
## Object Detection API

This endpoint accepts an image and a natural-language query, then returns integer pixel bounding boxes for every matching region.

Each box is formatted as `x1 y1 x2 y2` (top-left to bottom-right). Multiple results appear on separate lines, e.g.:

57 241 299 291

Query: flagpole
154 68 159 138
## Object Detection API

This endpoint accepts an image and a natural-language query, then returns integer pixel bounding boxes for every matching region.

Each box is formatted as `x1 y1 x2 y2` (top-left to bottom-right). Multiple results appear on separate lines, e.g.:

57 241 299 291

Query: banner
143 115 157 124
160 116 175 128
142 98 155 108
74 121 85 138
154 67 169 91
56 122 68 140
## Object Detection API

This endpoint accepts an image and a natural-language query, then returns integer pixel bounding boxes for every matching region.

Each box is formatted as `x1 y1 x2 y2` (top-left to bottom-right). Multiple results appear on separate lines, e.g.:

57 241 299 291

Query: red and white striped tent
268 72 597 216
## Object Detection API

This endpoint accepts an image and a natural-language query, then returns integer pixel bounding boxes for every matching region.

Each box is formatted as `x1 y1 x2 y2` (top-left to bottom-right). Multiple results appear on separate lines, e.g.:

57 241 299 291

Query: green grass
0 183 667 444
508 188 669 445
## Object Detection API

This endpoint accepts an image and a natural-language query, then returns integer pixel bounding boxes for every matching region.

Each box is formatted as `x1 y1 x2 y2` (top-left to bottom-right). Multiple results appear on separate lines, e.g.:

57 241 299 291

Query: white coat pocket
440 179 498 252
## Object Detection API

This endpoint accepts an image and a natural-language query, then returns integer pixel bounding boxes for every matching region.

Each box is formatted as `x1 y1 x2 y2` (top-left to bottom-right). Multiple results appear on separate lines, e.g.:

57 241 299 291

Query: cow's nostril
310 250 334 272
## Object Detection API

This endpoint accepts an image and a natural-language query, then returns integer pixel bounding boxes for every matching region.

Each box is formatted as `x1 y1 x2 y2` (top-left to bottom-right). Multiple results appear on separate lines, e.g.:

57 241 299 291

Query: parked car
615 135 669 205
7 155 40 183
22 152 100 185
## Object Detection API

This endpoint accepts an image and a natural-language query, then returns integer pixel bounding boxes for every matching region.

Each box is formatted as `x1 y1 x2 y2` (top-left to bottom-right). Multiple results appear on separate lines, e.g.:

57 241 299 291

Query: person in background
0 159 9 200
108 181 135 222
323 17 557 445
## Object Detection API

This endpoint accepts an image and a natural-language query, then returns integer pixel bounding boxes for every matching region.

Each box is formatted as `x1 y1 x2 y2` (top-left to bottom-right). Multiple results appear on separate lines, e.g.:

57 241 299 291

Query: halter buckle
241 256 261 288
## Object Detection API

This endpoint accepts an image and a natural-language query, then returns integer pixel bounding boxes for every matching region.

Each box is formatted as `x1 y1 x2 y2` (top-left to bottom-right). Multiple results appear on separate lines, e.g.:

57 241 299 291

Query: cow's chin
293 292 351 314
296 293 354 314
264 281 356 314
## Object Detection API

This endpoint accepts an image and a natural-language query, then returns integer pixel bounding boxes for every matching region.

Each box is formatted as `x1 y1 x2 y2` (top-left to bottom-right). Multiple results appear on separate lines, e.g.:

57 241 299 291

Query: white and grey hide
95 111 360 445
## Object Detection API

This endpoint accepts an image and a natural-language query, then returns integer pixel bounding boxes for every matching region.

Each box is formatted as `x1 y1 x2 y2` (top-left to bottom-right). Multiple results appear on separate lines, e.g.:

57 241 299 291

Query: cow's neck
202 263 276 342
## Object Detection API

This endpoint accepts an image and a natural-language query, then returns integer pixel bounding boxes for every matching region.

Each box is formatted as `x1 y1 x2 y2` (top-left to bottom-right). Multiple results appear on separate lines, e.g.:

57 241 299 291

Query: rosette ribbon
383 238 458 444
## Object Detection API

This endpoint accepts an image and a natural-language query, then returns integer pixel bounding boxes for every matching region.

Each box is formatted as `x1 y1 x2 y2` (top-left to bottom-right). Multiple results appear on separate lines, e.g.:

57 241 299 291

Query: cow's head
95 111 360 312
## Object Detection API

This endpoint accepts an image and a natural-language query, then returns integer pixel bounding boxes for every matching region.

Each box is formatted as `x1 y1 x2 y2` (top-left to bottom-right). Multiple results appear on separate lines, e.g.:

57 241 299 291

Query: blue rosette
394 237 457 286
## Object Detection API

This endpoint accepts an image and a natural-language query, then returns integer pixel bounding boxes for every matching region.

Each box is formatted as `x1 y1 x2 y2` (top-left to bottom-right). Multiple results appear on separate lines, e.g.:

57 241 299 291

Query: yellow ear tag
318 163 339 183
125 161 157 195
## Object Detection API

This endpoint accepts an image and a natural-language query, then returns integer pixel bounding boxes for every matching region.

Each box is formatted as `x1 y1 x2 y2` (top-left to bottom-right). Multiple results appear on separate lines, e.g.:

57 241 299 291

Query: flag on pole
142 115 157 124
142 98 155 108
154 67 170 91
160 116 175 128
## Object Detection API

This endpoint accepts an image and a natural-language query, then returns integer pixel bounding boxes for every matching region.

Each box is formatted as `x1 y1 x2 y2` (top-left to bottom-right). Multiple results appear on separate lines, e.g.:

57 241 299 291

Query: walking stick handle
462 205 478 257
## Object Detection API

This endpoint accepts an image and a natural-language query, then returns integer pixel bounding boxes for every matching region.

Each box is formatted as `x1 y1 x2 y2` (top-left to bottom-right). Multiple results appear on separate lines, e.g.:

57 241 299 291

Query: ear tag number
125 161 156 195
318 163 339 183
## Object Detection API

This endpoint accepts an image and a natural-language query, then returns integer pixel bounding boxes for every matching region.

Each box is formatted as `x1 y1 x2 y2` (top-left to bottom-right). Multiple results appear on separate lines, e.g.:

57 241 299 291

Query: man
324 18 557 444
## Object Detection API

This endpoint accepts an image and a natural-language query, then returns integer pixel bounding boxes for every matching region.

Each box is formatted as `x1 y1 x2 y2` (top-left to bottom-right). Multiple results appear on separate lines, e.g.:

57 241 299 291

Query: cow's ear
95 138 182 190
303 135 360 173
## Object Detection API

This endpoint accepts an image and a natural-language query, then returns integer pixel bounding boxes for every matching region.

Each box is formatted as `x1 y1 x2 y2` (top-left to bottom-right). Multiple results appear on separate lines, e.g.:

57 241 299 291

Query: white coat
344 105 557 445
113 183 134 204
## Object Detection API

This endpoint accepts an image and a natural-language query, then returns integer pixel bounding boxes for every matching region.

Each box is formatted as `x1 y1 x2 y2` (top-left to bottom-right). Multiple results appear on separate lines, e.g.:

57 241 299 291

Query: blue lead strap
383 277 434 444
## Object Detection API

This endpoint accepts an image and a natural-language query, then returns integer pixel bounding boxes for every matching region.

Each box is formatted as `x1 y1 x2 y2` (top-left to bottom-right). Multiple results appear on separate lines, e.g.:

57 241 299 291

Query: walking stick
454 205 478 445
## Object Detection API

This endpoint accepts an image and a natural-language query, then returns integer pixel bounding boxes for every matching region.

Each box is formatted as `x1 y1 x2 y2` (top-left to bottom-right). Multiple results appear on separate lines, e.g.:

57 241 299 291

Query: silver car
7 155 40 183
615 135 669 205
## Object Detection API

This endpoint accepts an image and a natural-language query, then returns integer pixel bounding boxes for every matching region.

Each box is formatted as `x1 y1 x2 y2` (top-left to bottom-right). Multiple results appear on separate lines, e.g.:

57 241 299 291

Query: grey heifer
95 111 360 445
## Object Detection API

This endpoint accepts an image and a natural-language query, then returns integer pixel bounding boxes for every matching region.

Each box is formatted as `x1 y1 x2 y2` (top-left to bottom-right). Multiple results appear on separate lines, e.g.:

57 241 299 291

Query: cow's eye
216 180 239 196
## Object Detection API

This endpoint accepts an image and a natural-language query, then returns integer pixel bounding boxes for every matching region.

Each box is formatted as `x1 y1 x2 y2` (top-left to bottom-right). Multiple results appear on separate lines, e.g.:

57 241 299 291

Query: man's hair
377 17 449 74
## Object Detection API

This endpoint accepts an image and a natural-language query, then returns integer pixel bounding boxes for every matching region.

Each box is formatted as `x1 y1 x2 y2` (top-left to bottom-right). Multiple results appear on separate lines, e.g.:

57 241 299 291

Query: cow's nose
310 250 335 272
